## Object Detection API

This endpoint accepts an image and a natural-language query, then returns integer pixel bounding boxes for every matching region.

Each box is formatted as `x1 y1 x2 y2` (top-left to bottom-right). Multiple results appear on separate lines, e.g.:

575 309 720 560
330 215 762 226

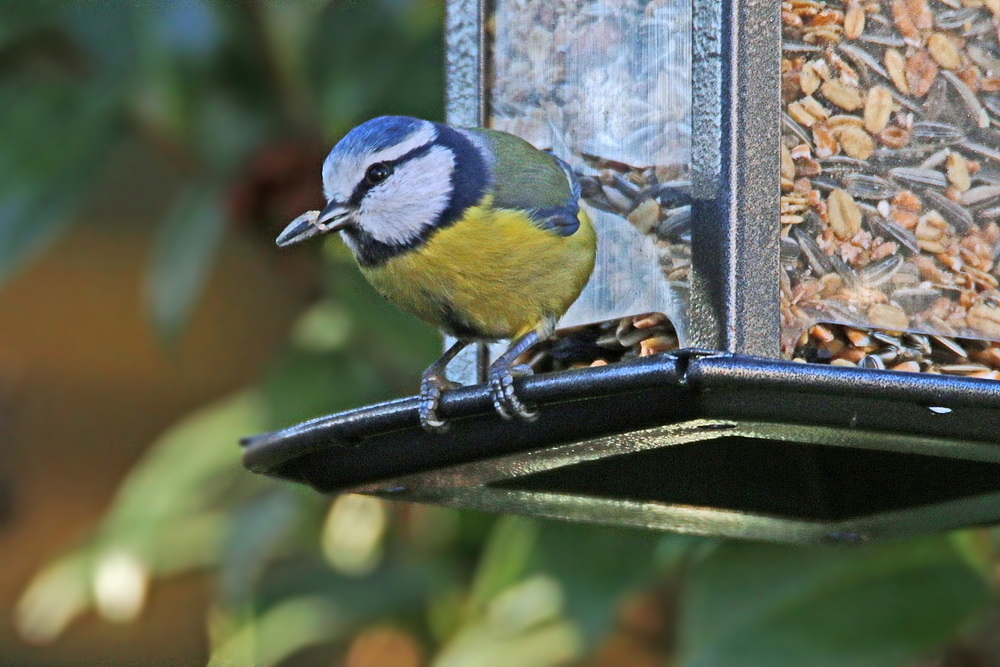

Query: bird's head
276 116 488 264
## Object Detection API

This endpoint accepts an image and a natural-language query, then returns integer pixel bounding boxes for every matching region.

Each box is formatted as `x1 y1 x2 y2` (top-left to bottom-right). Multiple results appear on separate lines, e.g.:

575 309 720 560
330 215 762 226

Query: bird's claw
489 363 536 421
419 372 459 432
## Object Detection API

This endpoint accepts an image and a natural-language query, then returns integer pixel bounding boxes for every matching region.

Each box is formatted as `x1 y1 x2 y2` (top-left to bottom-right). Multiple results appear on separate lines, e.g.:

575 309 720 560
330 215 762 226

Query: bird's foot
489 363 536 421
419 372 460 432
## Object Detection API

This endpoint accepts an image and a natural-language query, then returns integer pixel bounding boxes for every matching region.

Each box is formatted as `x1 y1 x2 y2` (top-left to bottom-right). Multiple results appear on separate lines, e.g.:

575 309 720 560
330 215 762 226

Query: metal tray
242 351 1000 544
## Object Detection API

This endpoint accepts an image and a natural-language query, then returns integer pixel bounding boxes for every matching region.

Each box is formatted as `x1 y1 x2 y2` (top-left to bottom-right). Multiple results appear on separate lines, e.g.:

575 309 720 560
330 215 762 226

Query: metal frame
444 0 484 128
690 0 781 355
444 0 490 382
243 351 1000 543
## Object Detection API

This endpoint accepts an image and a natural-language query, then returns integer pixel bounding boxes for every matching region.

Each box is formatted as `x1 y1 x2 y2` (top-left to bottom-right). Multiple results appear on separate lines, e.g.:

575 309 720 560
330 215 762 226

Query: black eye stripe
348 142 435 207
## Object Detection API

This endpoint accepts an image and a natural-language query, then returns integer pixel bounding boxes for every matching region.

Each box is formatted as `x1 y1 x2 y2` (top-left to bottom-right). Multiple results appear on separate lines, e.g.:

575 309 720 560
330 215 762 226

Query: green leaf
137 0 221 59
0 0 65 50
63 0 138 89
256 0 331 125
533 522 661 643
191 91 270 175
0 193 75 286
322 241 440 388
289 298 353 353
261 349 389 429
678 536 992 667
218 487 314 608
434 616 582 667
210 556 435 667
257 555 433 618
0 82 120 285
15 391 270 642
207 595 343 667
144 183 227 340
307 0 444 137
96 390 270 576
14 552 93 645
467 516 538 615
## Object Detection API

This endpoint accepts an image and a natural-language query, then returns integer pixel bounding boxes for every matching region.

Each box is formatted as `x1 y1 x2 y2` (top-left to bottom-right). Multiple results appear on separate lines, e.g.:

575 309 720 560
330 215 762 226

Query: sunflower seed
923 189 976 233
934 7 981 30
869 216 921 254
893 287 942 313
960 185 1000 207
983 95 1000 118
963 20 995 38
784 41 824 53
794 226 836 275
843 173 898 199
781 236 803 263
942 71 990 129
909 121 965 146
783 113 815 148
967 43 1000 75
821 155 871 174
860 354 886 369
655 205 691 242
903 332 933 355
829 253 859 285
858 254 904 287
931 334 969 359
858 32 907 47
960 141 1000 163
919 147 952 170
939 364 991 375
839 43 890 80
889 166 949 189
650 181 692 208
781 0 1000 352
873 145 940 162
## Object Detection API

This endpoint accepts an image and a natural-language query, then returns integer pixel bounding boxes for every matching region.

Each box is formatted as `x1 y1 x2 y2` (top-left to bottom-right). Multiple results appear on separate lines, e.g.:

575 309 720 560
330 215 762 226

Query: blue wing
525 155 581 237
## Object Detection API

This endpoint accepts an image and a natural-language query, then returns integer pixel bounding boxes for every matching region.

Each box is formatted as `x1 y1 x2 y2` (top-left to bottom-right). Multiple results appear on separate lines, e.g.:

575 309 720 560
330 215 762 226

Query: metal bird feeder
242 0 1000 544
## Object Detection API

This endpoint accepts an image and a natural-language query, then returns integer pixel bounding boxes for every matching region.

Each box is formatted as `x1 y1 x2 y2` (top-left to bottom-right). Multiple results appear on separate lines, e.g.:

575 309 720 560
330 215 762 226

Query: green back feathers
466 128 580 235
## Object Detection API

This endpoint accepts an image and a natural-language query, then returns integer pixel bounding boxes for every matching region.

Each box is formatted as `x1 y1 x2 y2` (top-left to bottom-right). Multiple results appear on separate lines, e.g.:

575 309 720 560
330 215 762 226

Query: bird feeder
242 0 1000 544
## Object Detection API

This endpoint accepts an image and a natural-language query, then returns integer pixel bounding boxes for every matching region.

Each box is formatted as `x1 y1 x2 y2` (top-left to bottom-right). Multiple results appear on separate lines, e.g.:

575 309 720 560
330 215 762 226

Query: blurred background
2 1 1000 665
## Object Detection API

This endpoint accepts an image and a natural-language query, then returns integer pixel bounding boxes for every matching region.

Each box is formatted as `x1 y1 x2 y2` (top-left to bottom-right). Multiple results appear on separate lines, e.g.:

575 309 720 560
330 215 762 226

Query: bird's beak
275 201 352 247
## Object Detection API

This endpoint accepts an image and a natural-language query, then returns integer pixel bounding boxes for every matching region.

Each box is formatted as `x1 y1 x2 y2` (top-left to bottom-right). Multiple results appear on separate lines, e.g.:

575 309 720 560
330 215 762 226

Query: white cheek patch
358 145 455 246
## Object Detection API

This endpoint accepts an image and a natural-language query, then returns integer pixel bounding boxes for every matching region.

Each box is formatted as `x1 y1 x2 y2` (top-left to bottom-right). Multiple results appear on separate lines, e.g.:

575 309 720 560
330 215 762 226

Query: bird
276 116 596 432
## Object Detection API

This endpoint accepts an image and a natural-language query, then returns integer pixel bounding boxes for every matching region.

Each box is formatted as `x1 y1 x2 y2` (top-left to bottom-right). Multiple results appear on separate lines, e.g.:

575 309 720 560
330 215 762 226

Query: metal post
689 0 782 357
445 0 489 382
445 0 483 127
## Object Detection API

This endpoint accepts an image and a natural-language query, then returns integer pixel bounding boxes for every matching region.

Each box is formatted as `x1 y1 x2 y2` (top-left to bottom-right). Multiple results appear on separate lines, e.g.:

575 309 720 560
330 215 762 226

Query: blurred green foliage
4 1 999 665
0 0 444 337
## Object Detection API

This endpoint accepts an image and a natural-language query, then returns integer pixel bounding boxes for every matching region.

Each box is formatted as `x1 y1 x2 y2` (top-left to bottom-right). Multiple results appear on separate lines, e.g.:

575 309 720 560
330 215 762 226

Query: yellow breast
360 201 596 340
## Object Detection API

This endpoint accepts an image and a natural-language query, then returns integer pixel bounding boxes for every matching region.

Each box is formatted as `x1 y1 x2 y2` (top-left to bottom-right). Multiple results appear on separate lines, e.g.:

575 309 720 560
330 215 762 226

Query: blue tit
276 116 596 431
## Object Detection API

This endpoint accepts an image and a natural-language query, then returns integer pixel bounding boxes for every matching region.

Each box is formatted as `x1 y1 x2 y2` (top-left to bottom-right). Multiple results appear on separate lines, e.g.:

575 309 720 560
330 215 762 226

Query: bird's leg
488 328 546 422
419 339 468 432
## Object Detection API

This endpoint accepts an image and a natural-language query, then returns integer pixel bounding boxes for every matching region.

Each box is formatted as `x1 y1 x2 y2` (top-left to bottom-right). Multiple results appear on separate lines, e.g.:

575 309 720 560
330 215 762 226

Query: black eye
365 162 392 185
